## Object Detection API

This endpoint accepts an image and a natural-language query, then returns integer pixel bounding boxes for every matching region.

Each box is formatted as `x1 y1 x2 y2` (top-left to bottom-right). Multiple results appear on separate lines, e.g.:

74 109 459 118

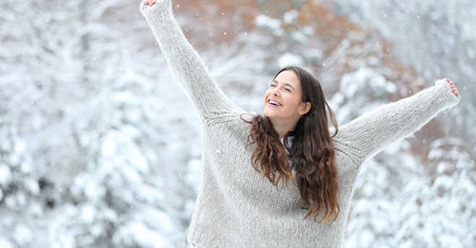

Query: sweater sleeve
335 79 460 163
139 1 240 121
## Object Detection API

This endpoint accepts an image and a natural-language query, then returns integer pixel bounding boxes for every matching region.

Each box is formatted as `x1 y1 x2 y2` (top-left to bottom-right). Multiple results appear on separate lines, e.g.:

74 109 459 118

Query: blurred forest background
0 0 475 247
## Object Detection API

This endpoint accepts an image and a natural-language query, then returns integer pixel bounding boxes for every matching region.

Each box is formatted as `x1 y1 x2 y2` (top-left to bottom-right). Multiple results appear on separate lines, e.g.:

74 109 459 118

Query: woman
140 1 460 247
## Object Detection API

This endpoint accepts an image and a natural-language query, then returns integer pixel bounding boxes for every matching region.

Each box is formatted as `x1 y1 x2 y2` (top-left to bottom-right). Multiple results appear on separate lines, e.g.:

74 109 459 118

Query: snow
278 53 304 68
283 10 298 24
0 238 14 248
0 0 474 247
114 222 173 248
255 14 283 36
0 166 12 187
13 224 33 246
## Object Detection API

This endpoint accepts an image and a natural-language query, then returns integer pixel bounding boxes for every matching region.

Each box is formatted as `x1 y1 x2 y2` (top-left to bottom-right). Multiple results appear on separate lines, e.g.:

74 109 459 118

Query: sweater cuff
433 79 461 109
139 0 173 23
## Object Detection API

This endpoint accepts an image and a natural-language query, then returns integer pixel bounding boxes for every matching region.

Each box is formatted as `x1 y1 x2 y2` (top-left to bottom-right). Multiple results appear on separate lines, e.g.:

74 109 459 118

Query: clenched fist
143 0 156 6
443 78 460 97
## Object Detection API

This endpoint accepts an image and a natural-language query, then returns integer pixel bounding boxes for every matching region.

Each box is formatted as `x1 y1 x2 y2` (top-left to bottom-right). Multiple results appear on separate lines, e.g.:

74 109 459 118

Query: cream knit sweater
139 1 460 247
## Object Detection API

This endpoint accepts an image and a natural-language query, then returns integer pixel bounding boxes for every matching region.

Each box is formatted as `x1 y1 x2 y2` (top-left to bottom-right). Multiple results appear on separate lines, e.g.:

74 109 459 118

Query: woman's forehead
275 70 300 86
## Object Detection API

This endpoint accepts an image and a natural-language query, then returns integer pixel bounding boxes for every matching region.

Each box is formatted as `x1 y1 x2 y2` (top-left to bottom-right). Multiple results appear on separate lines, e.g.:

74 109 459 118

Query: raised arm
334 79 460 163
139 0 241 121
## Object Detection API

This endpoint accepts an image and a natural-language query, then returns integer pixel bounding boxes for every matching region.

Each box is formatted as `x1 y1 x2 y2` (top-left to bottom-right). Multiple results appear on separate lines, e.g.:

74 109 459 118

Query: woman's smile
267 99 283 108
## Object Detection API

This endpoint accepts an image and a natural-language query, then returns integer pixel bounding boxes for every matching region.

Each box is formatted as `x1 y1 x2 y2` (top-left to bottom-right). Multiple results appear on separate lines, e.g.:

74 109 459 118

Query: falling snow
0 0 474 247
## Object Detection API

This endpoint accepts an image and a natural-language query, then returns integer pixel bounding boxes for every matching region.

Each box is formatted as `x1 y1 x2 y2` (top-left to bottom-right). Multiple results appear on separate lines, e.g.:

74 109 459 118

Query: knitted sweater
139 1 460 247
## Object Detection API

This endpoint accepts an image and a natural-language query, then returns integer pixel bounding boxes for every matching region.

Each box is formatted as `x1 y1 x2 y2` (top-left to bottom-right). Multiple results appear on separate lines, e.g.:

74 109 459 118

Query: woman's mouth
267 99 283 108
268 99 282 107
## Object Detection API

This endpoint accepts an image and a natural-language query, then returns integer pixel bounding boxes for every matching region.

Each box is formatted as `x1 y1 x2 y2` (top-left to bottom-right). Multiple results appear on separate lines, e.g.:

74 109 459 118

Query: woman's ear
299 102 312 116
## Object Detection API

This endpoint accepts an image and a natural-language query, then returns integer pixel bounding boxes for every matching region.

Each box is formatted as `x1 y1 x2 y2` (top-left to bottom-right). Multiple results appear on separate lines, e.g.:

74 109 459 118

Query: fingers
444 78 460 97
143 0 156 6
453 87 459 96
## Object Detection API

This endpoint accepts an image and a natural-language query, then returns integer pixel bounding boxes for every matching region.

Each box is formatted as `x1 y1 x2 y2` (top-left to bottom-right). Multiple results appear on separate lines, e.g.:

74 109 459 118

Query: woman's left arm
335 78 460 163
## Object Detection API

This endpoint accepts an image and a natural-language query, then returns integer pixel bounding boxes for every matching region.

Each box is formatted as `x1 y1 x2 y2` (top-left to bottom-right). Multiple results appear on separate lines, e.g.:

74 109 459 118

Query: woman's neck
269 117 297 138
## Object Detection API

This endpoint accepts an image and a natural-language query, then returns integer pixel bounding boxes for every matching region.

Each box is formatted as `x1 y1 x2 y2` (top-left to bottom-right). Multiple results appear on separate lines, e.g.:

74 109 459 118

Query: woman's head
263 66 329 136
244 66 340 223
263 68 311 125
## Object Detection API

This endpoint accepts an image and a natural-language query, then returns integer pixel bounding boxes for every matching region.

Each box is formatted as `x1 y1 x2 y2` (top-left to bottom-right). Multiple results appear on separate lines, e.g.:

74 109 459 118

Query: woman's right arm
139 0 241 121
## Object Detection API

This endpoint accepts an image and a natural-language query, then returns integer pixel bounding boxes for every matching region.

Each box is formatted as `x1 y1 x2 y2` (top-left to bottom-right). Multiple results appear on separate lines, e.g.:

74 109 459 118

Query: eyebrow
273 79 295 90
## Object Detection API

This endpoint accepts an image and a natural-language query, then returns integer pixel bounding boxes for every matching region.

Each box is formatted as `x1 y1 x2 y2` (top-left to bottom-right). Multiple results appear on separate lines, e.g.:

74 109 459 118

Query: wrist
140 0 173 20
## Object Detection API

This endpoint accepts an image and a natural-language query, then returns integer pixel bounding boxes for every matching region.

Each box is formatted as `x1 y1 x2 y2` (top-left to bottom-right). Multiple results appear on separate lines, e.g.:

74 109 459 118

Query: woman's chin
263 110 275 118
263 111 280 120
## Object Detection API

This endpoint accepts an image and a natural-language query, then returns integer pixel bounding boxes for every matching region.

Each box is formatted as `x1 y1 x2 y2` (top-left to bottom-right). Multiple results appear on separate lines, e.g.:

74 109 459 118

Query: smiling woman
264 69 312 137
246 65 340 223
139 0 460 247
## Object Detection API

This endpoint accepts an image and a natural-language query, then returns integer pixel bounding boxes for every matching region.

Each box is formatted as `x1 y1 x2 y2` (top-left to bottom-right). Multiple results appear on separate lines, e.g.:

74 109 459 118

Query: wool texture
140 1 460 247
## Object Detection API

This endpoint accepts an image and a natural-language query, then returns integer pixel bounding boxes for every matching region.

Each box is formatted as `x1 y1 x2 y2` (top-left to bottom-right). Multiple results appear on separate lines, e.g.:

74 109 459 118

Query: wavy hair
243 66 340 223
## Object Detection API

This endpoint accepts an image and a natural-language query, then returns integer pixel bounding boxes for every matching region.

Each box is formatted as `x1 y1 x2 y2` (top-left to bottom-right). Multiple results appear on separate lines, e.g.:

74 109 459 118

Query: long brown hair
243 66 339 223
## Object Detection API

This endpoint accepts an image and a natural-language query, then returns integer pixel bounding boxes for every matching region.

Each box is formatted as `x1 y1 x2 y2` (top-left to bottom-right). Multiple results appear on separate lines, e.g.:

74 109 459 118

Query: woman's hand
143 0 156 6
444 78 460 97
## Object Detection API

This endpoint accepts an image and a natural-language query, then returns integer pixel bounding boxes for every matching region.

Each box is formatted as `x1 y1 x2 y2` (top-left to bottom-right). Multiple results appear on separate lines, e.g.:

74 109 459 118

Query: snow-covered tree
328 0 476 151
393 138 476 247
1 0 474 247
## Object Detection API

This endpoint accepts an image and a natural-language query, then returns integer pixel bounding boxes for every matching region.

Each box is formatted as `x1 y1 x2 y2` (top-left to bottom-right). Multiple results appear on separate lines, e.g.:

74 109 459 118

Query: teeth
269 100 281 106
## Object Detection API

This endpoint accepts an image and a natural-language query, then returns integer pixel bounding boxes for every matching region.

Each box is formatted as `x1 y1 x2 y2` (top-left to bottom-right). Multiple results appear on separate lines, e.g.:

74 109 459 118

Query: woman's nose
271 87 280 96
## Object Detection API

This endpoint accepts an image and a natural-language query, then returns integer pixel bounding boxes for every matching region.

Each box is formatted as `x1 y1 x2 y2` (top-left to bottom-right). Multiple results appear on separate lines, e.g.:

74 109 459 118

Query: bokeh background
0 0 475 247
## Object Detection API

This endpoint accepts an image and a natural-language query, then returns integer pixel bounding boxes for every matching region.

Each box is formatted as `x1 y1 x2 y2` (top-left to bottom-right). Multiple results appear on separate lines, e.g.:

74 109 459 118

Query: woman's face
263 70 310 122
